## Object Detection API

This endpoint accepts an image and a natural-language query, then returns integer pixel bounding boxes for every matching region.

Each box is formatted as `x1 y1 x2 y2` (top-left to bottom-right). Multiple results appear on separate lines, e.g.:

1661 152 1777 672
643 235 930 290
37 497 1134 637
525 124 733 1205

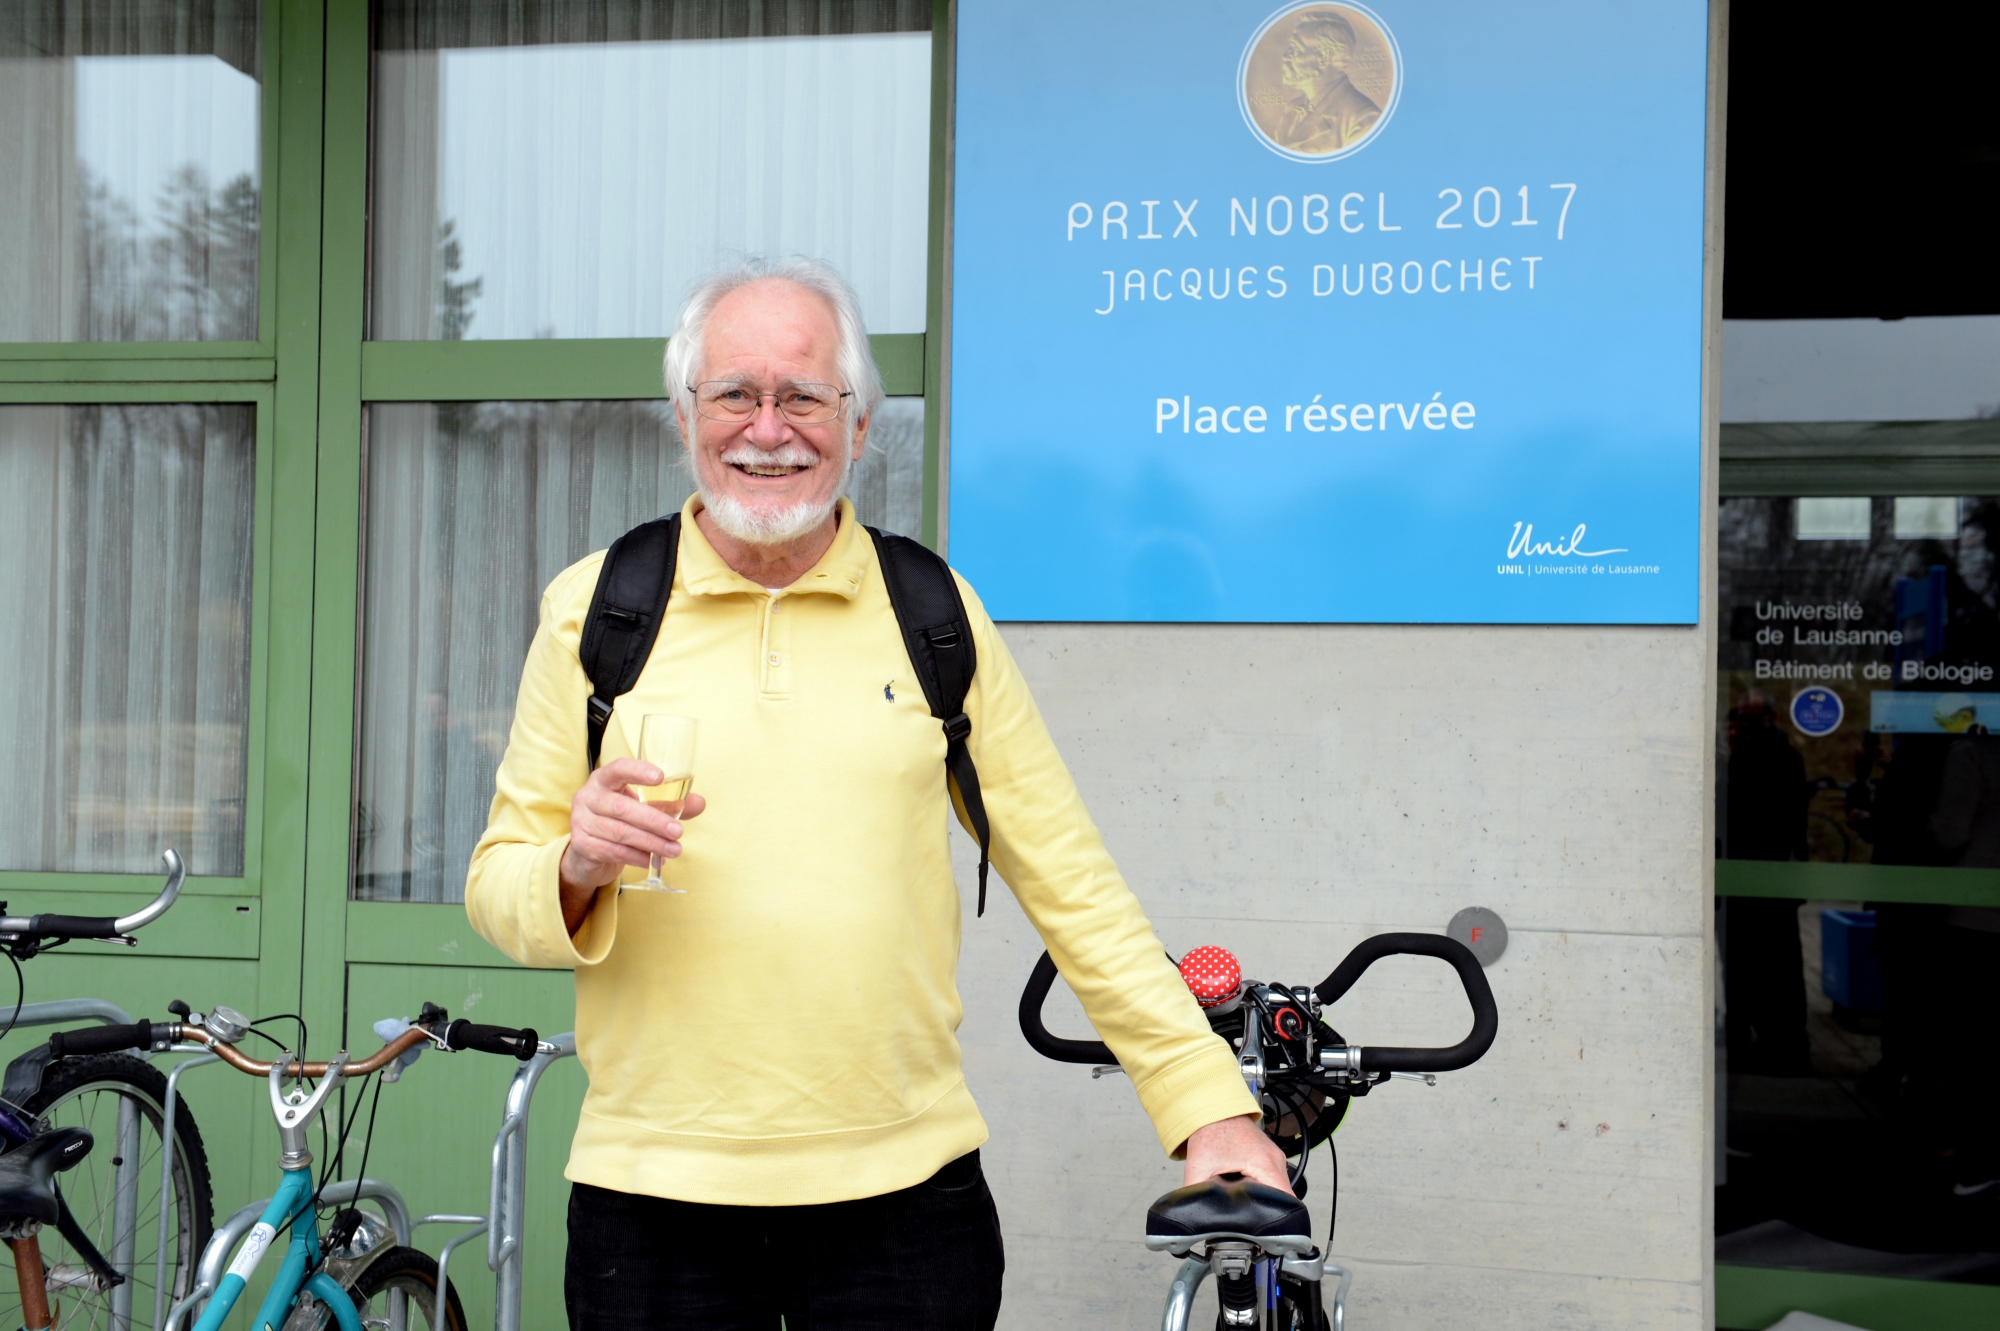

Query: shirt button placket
762 594 793 698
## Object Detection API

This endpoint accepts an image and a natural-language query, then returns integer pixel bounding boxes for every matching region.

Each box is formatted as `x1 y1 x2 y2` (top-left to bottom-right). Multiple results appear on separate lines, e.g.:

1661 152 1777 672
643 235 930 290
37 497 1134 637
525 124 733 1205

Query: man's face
1280 28 1343 90
679 280 868 544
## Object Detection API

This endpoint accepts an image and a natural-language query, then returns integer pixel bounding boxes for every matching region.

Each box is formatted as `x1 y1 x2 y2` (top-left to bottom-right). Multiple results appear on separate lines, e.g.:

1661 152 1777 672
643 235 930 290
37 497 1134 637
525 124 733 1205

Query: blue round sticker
1791 687 1845 737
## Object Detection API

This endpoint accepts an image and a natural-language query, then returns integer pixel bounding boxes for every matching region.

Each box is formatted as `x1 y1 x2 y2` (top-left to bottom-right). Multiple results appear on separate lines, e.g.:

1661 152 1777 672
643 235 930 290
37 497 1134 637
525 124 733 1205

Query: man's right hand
559 760 706 934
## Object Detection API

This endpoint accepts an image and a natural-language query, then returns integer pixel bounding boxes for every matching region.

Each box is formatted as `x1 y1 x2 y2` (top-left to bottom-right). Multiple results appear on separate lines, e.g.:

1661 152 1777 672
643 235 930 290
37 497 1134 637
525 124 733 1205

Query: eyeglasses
687 379 852 425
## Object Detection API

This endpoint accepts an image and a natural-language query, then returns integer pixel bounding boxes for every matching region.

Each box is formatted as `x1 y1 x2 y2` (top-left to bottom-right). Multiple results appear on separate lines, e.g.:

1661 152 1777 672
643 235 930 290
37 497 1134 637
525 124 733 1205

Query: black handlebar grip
48 1021 153 1060
1313 933 1499 1074
26 914 123 940
1018 952 1116 1066
444 1019 539 1060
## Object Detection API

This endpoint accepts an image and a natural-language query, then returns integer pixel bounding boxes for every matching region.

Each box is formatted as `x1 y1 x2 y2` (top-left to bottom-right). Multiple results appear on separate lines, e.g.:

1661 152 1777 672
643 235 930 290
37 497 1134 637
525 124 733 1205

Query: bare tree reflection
71 163 259 342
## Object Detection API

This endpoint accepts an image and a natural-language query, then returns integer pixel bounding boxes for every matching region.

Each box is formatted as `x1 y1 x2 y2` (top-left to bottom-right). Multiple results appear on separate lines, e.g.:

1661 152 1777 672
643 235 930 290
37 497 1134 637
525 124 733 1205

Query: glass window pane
355 396 924 902
0 404 255 874
1893 495 1960 541
1718 493 2000 864
0 1 262 342
1717 494 2000 1281
1794 496 1871 541
369 0 931 340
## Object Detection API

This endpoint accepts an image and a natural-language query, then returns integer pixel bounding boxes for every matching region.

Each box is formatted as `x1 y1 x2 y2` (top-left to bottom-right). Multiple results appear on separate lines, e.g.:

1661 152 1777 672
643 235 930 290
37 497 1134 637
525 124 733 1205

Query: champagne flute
632 713 697 892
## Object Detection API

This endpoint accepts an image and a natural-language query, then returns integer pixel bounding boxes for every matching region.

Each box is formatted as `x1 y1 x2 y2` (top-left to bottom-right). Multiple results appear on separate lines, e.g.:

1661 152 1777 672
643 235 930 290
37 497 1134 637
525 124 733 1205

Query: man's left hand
1181 1114 1292 1194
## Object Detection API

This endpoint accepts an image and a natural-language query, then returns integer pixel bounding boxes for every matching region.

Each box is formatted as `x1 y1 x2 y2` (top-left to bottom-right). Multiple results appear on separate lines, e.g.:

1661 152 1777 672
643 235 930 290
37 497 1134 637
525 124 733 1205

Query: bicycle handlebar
43 1021 434 1076
46 1003 550 1078
46 1021 164 1059
1018 932 1499 1075
0 849 186 941
1018 952 1114 1066
444 1020 540 1060
1314 933 1498 1074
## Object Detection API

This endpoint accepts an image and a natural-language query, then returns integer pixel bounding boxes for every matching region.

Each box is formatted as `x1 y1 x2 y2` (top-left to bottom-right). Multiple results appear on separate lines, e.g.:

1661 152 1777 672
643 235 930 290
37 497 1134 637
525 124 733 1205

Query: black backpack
576 513 994 914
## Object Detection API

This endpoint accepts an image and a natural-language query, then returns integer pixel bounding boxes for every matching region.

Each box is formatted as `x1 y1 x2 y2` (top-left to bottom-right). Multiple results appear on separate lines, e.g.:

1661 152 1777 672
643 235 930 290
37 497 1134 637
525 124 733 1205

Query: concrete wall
953 620 1713 1330
933 7 1724 1325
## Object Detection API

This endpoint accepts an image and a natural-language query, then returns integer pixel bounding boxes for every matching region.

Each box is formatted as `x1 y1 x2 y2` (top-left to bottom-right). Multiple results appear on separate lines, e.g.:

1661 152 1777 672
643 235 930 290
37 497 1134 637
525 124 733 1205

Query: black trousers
564 1151 1004 1330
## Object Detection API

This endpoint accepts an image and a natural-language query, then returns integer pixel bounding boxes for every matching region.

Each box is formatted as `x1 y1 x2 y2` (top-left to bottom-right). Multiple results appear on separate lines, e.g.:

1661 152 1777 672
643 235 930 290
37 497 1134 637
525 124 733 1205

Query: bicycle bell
204 1004 251 1043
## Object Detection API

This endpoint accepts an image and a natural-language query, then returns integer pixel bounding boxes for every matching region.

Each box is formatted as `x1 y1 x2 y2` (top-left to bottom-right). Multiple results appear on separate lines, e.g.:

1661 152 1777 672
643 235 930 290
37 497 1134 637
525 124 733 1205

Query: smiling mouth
733 462 808 478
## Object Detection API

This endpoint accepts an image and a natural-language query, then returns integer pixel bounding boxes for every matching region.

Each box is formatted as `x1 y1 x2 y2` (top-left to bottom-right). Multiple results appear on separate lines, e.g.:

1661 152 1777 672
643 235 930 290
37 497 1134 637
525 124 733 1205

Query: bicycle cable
0 946 23 1049
300 1072 386 1278
266 1067 376 1256
316 1074 387 1269
1326 1134 1338 1246
249 1013 310 1055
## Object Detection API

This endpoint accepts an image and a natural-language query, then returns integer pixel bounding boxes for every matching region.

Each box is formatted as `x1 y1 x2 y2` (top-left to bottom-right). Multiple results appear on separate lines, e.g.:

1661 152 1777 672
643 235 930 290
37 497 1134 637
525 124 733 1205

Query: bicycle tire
340 1245 468 1331
0 1052 215 1331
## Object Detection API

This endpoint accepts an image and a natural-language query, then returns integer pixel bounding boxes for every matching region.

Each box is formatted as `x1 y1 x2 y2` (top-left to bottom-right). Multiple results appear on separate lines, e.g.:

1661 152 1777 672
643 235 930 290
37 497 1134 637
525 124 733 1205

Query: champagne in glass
633 713 697 892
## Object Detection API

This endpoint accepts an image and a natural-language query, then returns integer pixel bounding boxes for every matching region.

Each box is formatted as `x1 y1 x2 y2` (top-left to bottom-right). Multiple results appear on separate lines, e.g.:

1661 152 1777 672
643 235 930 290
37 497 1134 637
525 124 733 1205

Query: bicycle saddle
1144 1175 1315 1256
0 1128 93 1223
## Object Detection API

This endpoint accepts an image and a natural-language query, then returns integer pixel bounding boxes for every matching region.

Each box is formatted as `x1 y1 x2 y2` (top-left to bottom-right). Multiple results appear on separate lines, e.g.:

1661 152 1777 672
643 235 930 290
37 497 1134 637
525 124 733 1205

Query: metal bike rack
0 999 218 1331
486 1031 575 1331
162 1178 419 1331
148 1022 573 1331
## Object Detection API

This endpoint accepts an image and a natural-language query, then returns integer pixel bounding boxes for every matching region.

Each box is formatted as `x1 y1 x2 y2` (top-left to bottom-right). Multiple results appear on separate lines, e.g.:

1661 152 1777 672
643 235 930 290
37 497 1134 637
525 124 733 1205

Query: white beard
694 440 852 546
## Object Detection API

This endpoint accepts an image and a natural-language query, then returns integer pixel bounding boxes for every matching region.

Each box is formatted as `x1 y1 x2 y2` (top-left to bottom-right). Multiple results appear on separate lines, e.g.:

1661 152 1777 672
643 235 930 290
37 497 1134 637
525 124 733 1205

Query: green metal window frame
0 0 302 967
0 1 951 906
0 0 286 376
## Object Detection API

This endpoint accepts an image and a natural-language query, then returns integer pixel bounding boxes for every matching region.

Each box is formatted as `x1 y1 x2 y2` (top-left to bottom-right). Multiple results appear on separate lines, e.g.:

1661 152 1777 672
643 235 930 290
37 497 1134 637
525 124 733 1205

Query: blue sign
1790 687 1844 738
948 1 1709 622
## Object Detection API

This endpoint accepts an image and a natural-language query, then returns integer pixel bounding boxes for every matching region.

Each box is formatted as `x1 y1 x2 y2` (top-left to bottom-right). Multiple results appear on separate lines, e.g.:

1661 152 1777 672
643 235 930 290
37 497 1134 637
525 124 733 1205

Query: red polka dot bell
1178 946 1242 1008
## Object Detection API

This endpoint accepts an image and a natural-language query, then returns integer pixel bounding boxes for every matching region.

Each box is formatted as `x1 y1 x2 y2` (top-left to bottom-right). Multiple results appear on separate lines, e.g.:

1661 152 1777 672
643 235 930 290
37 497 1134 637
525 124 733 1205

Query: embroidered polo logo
884 682 896 701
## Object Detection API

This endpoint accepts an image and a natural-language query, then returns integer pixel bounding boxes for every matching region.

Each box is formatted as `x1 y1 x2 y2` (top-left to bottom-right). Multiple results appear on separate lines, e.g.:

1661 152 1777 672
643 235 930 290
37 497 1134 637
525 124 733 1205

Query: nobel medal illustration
1240 2 1401 162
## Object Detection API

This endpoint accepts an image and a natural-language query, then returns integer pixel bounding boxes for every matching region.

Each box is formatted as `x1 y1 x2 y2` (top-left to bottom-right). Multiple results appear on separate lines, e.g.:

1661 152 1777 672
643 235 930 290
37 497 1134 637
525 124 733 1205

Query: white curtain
0 0 262 343
0 404 255 875
369 0 930 340
355 397 925 902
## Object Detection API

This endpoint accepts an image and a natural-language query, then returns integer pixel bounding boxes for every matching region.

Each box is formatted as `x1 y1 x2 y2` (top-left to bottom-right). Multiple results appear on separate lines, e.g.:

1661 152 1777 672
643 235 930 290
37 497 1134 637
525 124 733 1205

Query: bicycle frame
1160 1253 1354 1331
189 1165 359 1331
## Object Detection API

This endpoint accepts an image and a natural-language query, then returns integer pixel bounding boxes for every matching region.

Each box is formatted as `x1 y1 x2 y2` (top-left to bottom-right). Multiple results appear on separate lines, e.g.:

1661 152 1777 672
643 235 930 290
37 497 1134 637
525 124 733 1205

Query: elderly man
466 257 1282 1329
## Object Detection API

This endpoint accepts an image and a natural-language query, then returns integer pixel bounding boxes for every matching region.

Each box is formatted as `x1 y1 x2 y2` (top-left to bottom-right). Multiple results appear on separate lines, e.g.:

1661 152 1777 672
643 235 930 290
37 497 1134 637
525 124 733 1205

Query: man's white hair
662 256 885 427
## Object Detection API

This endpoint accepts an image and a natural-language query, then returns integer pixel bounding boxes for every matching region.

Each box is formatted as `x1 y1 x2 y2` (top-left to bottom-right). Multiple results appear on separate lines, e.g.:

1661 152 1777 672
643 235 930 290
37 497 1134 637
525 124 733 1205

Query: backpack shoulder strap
865 526 994 916
578 513 681 771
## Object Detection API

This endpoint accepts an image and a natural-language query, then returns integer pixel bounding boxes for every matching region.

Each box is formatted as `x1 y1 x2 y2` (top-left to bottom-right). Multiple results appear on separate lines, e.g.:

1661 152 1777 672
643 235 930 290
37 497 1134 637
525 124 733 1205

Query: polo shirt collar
677 495 870 600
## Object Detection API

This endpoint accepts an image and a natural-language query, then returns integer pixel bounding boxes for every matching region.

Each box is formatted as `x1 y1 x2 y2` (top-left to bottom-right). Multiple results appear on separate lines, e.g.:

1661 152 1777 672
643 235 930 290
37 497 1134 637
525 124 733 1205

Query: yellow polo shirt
466 496 1257 1206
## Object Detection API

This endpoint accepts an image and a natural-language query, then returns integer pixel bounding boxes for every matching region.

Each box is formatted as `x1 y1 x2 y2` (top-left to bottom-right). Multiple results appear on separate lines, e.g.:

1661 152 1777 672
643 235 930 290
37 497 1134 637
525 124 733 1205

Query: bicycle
1020 932 1499 1330
57 998 548 1331
0 849 214 1331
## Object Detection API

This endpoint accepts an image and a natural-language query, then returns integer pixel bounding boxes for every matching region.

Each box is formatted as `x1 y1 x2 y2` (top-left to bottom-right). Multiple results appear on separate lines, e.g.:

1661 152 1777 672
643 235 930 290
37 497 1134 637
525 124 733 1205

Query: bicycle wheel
0 1052 215 1331
337 1246 467 1331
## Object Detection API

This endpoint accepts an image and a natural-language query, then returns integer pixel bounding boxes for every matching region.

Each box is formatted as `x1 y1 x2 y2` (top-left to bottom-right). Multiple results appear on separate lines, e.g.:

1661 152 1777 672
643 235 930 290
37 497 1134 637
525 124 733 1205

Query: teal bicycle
61 1002 545 1330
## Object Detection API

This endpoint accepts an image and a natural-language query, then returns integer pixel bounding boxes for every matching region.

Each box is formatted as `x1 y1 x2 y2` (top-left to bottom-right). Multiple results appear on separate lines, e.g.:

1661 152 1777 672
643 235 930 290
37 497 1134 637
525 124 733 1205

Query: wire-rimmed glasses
687 379 852 425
